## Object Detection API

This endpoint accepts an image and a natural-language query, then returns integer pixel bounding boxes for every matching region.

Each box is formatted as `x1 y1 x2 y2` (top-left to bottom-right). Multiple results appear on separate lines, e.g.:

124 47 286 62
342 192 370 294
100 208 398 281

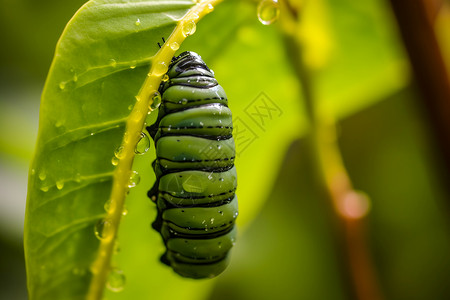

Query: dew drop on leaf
111 157 119 166
135 132 150 155
104 199 111 212
153 61 168 76
40 186 49 192
128 171 140 188
56 180 64 190
257 0 280 25
109 59 117 67
149 91 162 111
170 42 180 51
38 171 46 181
135 18 141 26
107 268 125 292
182 20 196 37
206 3 214 12
114 146 125 159
59 82 66 90
94 219 114 241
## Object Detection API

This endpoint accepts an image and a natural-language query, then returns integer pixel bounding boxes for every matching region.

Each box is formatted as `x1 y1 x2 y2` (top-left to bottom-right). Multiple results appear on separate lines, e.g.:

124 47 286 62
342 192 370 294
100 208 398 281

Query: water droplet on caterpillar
182 20 196 37
135 18 141 26
107 268 126 292
257 0 280 25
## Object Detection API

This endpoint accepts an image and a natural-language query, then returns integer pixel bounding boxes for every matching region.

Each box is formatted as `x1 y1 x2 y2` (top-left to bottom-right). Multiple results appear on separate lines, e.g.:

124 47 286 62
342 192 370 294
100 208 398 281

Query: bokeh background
1 0 450 299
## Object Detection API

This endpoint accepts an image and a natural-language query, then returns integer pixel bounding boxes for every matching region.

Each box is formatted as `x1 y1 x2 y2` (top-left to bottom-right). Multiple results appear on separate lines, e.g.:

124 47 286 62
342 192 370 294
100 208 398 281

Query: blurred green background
2 0 450 299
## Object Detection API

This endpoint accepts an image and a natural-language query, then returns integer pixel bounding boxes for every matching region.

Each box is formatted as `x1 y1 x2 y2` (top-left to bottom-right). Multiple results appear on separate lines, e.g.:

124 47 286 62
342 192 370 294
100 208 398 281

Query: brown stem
388 0 450 191
280 1 384 299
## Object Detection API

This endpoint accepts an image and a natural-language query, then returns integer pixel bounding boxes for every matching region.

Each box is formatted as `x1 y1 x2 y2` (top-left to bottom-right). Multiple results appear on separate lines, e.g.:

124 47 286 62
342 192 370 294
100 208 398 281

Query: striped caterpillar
147 51 238 279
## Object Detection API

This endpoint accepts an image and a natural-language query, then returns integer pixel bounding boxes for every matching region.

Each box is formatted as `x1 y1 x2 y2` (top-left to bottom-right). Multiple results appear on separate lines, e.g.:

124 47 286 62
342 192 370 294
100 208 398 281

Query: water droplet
114 146 125 159
107 268 125 292
73 74 78 82
206 3 214 12
135 18 141 26
162 74 169 82
128 104 133 111
55 120 64 128
257 0 280 25
114 241 121 254
75 173 82 182
31 169 36 175
219 178 224 182
135 132 150 155
170 42 180 51
104 199 111 212
38 171 46 181
122 207 128 216
181 98 188 105
182 20 196 37
59 82 66 90
94 219 114 241
56 180 64 190
130 64 136 69
191 13 200 20
128 171 140 188
111 157 119 166
149 91 162 111
40 186 49 192
109 59 117 67
153 61 168 76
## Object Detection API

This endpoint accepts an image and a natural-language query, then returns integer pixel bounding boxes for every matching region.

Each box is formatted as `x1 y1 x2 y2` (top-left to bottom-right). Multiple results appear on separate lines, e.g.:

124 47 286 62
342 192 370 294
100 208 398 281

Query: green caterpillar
147 51 238 279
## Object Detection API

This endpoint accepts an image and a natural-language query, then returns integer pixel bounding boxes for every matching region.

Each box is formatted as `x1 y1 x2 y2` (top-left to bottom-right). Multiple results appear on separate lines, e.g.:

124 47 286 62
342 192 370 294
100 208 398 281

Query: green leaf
24 1 194 299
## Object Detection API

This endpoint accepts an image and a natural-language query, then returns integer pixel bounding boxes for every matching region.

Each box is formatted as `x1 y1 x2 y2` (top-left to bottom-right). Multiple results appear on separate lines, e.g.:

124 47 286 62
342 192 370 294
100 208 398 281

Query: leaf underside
24 1 194 299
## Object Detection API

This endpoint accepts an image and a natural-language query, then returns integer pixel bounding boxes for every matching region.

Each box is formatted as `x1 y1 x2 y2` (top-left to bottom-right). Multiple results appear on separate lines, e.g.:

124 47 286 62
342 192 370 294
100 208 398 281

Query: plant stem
86 1 223 299
388 0 450 202
280 1 383 299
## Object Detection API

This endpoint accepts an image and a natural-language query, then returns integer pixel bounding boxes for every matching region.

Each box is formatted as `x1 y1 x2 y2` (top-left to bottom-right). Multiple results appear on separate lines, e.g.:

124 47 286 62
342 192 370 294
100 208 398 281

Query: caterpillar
146 51 238 279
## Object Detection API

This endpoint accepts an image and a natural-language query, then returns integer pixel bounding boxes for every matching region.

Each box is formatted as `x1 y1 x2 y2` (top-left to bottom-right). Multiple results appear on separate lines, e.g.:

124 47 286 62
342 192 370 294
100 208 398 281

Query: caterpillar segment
147 51 238 279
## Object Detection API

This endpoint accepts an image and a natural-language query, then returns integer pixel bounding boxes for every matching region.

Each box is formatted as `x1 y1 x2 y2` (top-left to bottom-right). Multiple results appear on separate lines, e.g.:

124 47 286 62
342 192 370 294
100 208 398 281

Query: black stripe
159 165 235 175
168 251 228 265
164 223 235 240
159 195 235 209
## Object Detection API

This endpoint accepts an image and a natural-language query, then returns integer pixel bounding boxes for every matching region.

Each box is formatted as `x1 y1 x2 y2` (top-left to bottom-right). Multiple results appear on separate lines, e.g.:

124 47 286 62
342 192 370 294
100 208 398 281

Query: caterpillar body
147 51 238 279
